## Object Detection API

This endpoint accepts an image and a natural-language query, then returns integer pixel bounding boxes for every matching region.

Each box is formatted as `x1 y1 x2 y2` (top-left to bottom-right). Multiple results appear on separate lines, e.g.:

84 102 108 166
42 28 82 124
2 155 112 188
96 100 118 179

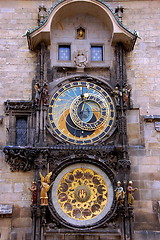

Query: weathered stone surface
12 207 20 218
46 234 121 240
134 231 160 240
12 217 32 228
11 232 17 240
0 218 11 240
14 183 24 192
25 232 32 240
20 207 31 218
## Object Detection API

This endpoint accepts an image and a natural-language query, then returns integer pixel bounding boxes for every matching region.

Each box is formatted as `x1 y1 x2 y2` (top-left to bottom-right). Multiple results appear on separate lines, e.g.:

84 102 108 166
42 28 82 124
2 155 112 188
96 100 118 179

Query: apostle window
91 46 103 61
58 45 71 61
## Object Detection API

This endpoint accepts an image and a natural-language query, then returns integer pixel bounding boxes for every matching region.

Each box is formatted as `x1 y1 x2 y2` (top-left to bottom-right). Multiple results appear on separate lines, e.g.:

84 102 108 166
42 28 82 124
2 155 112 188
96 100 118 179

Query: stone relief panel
74 49 88 68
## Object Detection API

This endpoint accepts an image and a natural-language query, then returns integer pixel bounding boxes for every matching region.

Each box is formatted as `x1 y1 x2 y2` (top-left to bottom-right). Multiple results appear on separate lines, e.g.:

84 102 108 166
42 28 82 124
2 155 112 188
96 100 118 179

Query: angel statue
39 172 53 206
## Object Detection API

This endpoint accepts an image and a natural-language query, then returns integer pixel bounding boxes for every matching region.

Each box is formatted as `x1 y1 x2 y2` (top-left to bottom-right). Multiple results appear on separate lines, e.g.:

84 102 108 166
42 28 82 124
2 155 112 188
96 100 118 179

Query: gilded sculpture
39 172 53 206
127 181 137 205
115 181 125 206
77 27 85 39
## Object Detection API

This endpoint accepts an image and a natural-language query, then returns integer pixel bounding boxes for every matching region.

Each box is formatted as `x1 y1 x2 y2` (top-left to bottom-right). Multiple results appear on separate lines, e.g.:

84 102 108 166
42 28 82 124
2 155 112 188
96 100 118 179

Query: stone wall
123 0 160 235
0 1 160 240
0 1 40 239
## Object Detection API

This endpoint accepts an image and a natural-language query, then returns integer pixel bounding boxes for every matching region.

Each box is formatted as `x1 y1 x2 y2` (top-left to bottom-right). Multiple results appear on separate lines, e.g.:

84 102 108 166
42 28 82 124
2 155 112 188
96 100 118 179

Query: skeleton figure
122 84 131 108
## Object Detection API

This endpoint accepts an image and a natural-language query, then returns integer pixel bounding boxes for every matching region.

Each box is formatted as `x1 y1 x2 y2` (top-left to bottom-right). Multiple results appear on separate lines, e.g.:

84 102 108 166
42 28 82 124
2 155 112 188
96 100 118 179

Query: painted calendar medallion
51 163 114 227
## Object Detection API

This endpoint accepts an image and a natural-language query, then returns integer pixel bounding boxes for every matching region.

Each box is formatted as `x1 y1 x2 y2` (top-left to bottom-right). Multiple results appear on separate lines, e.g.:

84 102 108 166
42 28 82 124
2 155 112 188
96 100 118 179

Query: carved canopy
26 0 138 51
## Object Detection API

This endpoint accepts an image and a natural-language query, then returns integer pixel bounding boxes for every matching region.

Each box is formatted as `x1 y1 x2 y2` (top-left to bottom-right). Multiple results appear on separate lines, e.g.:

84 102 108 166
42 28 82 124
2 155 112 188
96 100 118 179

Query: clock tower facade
27 1 137 238
2 1 139 240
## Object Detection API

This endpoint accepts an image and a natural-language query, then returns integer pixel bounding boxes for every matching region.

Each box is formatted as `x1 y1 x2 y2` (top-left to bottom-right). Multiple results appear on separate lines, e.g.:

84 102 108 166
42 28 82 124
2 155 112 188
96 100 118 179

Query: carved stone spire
115 5 124 22
38 2 48 25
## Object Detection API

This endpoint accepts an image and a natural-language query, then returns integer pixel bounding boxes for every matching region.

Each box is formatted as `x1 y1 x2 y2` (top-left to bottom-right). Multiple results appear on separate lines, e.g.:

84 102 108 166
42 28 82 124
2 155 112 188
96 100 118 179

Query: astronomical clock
46 77 117 230
3 1 138 239
48 81 116 145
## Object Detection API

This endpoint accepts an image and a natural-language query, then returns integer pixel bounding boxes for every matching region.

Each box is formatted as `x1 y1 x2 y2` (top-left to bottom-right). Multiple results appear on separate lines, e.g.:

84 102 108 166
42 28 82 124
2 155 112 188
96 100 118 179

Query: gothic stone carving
3 145 131 172
4 100 33 113
3 147 37 172
74 50 88 68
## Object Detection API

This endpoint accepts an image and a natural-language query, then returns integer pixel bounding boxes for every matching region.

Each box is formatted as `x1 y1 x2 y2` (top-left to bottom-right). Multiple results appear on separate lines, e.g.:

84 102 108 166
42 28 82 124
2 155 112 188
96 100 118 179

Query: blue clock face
48 81 116 145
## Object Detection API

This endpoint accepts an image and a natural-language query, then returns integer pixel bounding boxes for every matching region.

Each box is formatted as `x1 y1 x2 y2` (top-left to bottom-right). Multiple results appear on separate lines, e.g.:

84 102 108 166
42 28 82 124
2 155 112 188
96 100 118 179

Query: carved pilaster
115 43 127 88
114 43 134 240
115 43 130 177
33 42 49 146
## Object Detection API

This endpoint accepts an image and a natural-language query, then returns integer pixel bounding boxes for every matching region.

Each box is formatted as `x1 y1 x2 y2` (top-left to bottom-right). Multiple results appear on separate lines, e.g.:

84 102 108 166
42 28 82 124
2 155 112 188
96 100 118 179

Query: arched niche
27 0 138 52
50 5 113 67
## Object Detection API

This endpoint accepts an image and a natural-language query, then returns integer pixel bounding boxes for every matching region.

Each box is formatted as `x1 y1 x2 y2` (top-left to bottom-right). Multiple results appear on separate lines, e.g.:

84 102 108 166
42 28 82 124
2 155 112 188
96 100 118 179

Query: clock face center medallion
74 185 91 202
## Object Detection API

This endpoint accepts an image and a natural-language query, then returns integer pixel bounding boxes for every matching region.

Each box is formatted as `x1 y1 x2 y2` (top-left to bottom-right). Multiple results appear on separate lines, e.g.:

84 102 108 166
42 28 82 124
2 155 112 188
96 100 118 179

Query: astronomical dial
70 93 108 131
48 81 116 144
